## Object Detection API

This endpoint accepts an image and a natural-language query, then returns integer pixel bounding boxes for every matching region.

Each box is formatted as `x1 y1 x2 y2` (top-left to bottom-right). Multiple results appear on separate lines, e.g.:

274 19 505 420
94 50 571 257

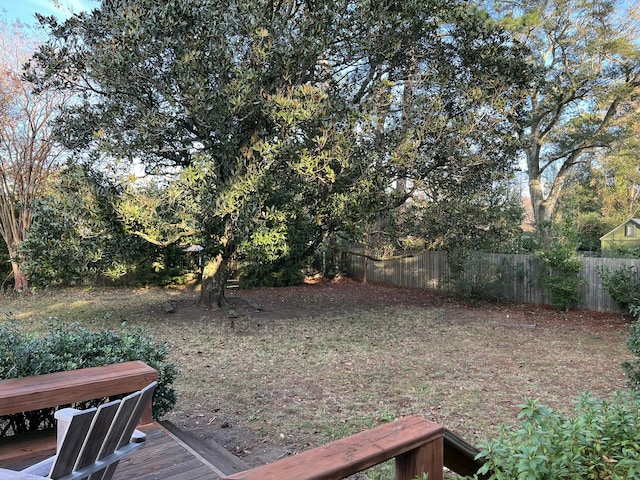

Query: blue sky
0 0 96 24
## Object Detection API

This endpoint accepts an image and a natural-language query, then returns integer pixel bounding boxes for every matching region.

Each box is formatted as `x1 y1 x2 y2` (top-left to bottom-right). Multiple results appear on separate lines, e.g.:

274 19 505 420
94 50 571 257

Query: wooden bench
222 415 445 480
0 361 158 466
0 382 157 480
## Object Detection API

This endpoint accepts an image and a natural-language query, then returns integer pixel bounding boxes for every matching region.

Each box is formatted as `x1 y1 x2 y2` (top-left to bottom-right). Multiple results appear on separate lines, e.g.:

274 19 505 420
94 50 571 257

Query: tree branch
131 228 197 247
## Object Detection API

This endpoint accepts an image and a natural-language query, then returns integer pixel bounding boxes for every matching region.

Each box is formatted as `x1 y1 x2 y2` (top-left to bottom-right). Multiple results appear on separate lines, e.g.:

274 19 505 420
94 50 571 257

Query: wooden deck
0 419 487 480
0 364 486 479
0 421 248 480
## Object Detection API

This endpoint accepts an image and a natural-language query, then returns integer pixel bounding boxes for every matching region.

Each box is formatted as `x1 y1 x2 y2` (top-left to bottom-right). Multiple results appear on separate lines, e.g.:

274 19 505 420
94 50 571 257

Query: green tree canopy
18 163 160 285
554 108 640 251
28 0 530 305
599 118 640 226
487 0 640 225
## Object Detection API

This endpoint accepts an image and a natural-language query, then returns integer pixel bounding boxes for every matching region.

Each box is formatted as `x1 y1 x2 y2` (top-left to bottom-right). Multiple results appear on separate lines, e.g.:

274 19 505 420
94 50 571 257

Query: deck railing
1 364 490 480
0 360 158 426
222 415 445 480
222 416 491 480
0 361 158 466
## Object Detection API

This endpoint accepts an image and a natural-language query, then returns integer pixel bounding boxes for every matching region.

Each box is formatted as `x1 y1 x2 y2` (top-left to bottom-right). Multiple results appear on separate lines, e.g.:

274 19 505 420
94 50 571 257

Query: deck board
116 422 247 480
1 422 248 480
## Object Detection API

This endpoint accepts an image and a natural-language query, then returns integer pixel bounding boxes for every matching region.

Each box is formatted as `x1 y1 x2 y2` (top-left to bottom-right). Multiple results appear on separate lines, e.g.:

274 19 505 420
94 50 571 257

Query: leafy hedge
624 306 640 395
0 320 178 437
598 265 640 314
475 393 640 479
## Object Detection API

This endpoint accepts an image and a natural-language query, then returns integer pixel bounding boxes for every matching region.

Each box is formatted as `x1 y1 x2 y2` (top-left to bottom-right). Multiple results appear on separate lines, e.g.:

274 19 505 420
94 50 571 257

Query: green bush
455 256 526 302
538 241 584 310
604 247 640 259
455 256 504 302
239 261 305 288
623 307 640 394
0 241 10 290
0 320 178 436
598 265 640 313
475 393 640 479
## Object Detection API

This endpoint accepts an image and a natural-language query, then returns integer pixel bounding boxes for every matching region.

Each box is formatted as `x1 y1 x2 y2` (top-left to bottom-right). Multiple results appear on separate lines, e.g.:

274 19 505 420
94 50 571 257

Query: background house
600 218 640 251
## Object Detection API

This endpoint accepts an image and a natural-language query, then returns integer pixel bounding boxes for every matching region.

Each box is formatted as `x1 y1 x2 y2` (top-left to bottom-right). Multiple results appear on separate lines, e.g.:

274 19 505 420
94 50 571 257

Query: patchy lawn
2 279 633 472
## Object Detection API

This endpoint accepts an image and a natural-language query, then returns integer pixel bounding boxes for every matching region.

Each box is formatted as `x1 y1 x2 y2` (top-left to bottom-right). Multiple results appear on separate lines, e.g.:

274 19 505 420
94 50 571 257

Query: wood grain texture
2 422 236 480
222 415 444 480
0 361 158 426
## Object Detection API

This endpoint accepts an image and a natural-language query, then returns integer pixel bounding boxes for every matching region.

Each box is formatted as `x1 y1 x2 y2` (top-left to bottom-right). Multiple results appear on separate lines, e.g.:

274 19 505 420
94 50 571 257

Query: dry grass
2 281 633 475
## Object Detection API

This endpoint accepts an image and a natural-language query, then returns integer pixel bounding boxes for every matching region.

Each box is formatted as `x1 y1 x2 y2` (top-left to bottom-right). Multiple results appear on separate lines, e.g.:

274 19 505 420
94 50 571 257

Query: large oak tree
488 0 640 225
29 0 529 306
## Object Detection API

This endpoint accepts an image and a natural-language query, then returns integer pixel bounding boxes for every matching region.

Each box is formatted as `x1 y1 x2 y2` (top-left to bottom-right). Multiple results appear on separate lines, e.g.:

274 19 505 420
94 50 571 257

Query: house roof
600 218 640 240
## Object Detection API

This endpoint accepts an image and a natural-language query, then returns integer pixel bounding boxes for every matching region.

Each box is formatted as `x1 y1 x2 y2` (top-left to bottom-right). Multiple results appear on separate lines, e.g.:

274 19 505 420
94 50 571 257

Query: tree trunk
528 176 551 224
362 254 368 284
528 150 577 225
525 136 552 225
11 260 28 291
197 254 230 308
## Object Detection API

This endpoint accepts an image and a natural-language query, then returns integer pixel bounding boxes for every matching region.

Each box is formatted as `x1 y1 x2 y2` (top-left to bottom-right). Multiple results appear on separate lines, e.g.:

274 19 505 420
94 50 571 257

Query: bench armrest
131 429 147 444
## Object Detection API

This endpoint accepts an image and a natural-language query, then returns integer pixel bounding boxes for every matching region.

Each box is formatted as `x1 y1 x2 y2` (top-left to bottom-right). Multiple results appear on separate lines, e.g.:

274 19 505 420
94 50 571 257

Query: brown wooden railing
444 429 490 480
222 416 491 480
0 361 158 426
222 415 445 480
0 361 158 466
0 364 490 480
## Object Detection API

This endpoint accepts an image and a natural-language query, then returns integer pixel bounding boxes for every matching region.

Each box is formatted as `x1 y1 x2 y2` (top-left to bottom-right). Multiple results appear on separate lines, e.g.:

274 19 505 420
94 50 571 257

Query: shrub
475 393 640 479
598 265 640 313
604 247 640 259
0 320 178 436
623 306 640 394
239 261 305 288
455 256 512 302
0 242 11 291
538 240 584 310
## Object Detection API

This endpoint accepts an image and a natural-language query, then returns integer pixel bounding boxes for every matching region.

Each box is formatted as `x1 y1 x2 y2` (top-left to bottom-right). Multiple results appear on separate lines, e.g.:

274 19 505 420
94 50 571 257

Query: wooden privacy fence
345 251 640 313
